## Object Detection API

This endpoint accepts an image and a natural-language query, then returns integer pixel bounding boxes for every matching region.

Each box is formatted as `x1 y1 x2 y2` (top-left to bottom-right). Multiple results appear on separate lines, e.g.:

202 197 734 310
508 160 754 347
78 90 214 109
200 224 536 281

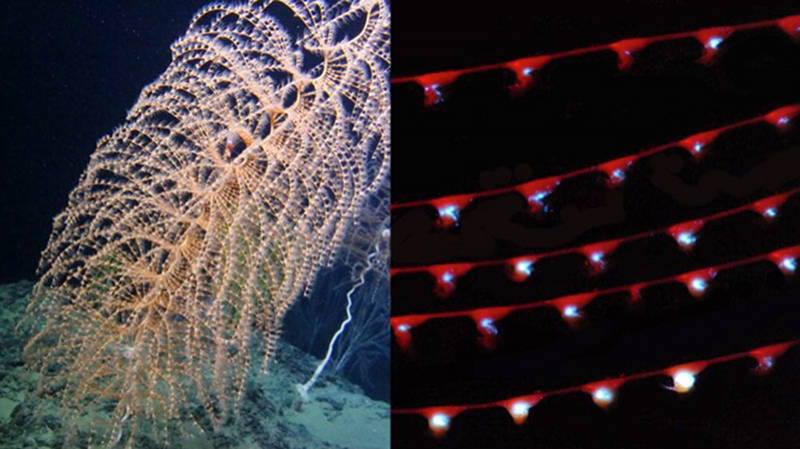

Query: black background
392 1 800 448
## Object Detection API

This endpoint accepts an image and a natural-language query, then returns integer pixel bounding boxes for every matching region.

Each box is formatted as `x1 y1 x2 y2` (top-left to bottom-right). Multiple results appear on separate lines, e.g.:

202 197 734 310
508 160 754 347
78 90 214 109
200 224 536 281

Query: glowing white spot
777 116 790 126
781 257 796 273
693 141 704 153
563 305 580 319
677 232 696 247
690 278 707 293
510 401 530 422
441 271 454 283
429 413 450 433
611 169 625 181
707 36 724 50
764 207 777 218
397 324 411 332
673 370 696 393
591 251 604 264
480 318 498 335
592 387 614 406
439 205 459 222
515 260 534 277
530 191 549 204
522 67 534 76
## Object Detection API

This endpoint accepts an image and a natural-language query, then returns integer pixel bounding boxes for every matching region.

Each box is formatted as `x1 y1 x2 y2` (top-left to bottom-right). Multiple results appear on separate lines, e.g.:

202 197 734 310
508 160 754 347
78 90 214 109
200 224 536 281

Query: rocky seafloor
0 281 389 449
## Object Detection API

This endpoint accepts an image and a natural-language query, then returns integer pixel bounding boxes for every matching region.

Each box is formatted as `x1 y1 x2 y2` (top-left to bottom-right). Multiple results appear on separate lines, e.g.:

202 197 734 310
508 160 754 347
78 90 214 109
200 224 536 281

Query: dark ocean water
391 1 800 448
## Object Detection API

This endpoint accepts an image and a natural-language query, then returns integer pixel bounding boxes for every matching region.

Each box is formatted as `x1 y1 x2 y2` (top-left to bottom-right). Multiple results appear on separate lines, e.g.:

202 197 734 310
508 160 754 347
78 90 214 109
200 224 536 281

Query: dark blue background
0 1 209 283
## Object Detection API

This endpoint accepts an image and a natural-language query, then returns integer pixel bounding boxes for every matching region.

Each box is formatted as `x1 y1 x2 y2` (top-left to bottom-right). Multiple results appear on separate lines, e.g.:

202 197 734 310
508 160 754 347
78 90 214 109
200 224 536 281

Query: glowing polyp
480 318 498 336
780 257 796 274
515 259 533 277
690 278 707 294
562 305 580 319
509 401 531 425
707 36 724 50
429 413 451 437
591 251 604 265
438 204 459 224
677 232 696 248
592 387 615 407
672 370 696 393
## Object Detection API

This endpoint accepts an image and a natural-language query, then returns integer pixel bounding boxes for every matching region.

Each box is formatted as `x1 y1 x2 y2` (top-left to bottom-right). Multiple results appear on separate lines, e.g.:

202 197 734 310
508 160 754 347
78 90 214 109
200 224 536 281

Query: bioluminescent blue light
515 260 533 276
677 232 696 247
563 305 580 319
707 36 724 50
691 278 707 292
593 387 614 403
441 271 454 283
438 205 459 222
781 257 796 273
529 191 549 204
430 413 450 430
480 318 498 335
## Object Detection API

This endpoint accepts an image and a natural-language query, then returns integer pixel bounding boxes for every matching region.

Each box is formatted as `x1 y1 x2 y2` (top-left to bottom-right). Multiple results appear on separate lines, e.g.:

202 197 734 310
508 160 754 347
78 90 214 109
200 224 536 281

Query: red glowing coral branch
391 104 800 222
392 339 799 436
392 15 800 105
391 244 799 350
391 188 800 297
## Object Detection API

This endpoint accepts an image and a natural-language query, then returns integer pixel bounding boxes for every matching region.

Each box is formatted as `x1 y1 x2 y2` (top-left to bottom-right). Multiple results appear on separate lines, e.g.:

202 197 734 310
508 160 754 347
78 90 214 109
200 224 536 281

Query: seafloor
0 281 389 449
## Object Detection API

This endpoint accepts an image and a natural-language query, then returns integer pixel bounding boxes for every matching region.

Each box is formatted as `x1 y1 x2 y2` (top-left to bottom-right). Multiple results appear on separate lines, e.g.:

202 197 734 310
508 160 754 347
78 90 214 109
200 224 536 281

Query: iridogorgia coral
17 0 390 447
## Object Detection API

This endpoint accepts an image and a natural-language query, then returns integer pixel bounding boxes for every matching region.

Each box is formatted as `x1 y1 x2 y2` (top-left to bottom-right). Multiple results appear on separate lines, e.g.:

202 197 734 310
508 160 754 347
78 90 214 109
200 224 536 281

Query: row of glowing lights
441 206 789 287
422 34 730 104
423 353 782 437
430 191 791 284
436 167 787 227
430 106 797 226
419 16 800 105
394 252 796 337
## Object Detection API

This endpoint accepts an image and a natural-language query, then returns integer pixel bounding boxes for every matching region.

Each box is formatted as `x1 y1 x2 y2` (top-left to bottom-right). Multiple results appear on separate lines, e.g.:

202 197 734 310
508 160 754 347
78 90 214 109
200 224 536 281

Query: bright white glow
707 36 724 50
397 324 411 332
510 401 530 423
439 205 459 222
591 251 604 264
480 318 498 335
441 271 454 283
693 141 704 153
764 207 777 218
673 370 696 393
690 278 707 293
592 387 614 406
781 257 796 273
429 413 450 433
515 260 534 277
530 191 549 204
677 232 696 247
522 67 534 76
777 116 790 126
611 169 625 181
563 305 580 319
